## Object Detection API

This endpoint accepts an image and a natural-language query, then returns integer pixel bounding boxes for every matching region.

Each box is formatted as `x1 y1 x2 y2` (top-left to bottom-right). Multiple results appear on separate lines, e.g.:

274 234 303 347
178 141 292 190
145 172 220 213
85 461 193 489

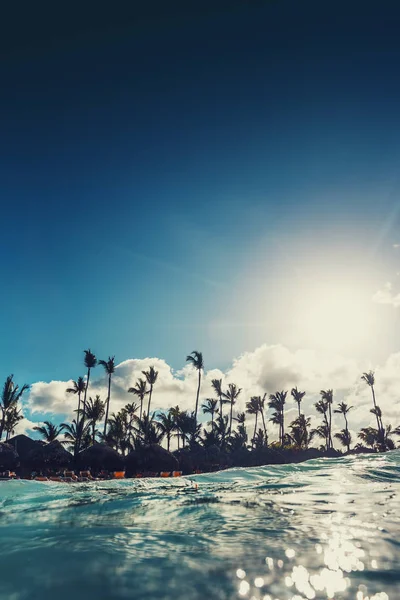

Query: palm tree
268 391 287 446
314 398 329 450
134 413 164 447
83 349 97 414
320 390 334 449
33 421 64 442
223 383 242 435
291 387 306 418
334 402 353 452
157 411 175 451
122 402 138 448
313 423 330 451
128 378 148 421
334 429 352 451
0 375 29 441
202 398 219 430
288 415 314 449
99 356 115 436
169 405 181 448
4 406 23 441
361 371 383 437
61 418 91 455
186 351 204 426
142 366 159 416
66 377 86 423
85 395 105 445
246 396 259 448
211 378 224 417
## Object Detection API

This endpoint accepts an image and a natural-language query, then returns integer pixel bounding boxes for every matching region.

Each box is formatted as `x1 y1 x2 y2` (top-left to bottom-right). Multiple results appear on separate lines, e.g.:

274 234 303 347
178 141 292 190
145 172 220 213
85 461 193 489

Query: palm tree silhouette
186 351 204 426
291 387 306 418
83 349 97 414
268 391 287 446
202 398 219 430
169 405 181 448
246 396 260 448
128 378 148 421
361 371 383 438
288 414 314 449
99 356 115 436
66 377 86 424
222 383 242 435
85 395 105 445
334 402 353 452
320 390 334 449
122 402 138 448
314 398 329 450
211 378 224 418
142 366 159 416
33 421 64 442
0 375 29 441
61 418 91 454
157 410 175 451
4 406 23 441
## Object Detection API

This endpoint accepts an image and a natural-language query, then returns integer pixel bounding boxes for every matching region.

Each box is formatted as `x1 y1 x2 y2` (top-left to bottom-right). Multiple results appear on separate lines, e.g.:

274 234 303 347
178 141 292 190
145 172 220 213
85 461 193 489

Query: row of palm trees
0 349 398 456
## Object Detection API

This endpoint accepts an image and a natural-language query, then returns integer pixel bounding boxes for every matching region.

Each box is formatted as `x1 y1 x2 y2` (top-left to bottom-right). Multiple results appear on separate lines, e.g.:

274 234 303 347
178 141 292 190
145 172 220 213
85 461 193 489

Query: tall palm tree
33 421 64 442
361 371 383 437
157 411 175 451
83 349 97 414
0 375 29 441
222 383 242 435
268 391 287 446
313 423 330 451
85 395 105 445
291 387 306 418
288 415 314 449
334 402 353 452
202 398 219 430
142 366 159 416
99 356 115 436
66 377 86 424
128 378 148 421
246 396 259 448
186 351 204 426
320 390 334 449
211 378 224 417
258 394 268 439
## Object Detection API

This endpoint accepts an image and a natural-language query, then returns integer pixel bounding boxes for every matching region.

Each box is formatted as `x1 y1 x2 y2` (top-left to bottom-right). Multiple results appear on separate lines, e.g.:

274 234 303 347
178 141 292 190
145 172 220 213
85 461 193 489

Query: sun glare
293 282 375 354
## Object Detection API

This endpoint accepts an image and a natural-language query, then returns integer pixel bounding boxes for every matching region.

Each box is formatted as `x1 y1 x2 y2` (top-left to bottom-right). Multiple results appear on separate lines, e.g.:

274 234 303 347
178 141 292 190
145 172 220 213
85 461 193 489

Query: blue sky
2 0 400 389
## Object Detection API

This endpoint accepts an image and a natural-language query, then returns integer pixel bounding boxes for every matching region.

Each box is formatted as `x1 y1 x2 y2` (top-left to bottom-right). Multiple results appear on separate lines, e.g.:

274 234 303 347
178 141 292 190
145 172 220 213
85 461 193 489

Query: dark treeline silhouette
1 352 399 471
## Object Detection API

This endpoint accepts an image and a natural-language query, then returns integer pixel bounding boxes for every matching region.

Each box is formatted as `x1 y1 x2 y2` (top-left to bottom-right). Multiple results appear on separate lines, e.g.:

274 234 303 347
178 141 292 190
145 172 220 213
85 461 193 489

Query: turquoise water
1 452 399 600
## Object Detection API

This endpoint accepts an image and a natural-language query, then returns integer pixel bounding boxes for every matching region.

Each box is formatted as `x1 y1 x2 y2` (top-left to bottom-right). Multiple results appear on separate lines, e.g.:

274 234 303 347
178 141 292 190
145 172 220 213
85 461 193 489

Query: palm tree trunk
167 434 170 452
298 402 301 418
260 410 267 438
219 394 223 418
83 368 91 415
77 391 81 424
371 386 382 435
194 370 201 425
92 422 96 445
211 411 214 430
328 404 333 449
229 402 233 435
281 410 285 445
103 374 112 436
139 397 143 422
0 407 5 441
253 413 258 448
147 385 153 416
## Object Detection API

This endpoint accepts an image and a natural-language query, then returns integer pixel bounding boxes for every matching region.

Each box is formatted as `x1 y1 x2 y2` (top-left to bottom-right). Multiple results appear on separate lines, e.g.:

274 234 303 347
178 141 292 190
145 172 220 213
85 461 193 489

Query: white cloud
18 344 400 445
372 282 400 308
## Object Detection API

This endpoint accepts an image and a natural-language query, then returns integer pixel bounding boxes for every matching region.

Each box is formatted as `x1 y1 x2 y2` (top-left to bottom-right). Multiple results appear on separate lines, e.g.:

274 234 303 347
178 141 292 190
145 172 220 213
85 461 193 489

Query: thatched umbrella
0 443 19 470
126 444 179 475
78 443 124 471
42 441 72 468
7 435 41 465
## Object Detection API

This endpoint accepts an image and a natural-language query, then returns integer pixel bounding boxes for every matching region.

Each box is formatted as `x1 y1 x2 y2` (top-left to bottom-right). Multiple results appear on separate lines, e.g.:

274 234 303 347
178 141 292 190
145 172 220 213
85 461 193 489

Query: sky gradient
2 0 400 392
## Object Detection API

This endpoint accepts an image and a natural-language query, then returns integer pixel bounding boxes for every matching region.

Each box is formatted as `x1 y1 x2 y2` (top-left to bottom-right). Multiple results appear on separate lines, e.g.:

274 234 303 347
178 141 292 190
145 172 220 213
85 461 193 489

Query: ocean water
0 452 399 600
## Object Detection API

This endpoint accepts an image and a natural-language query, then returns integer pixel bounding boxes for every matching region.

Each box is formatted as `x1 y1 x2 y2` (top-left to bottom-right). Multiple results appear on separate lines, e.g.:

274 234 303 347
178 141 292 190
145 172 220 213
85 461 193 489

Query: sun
293 281 375 355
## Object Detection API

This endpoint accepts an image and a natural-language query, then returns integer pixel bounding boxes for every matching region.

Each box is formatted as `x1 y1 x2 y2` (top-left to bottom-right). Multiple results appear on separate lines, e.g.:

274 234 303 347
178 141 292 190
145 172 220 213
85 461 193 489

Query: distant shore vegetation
1 350 399 466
